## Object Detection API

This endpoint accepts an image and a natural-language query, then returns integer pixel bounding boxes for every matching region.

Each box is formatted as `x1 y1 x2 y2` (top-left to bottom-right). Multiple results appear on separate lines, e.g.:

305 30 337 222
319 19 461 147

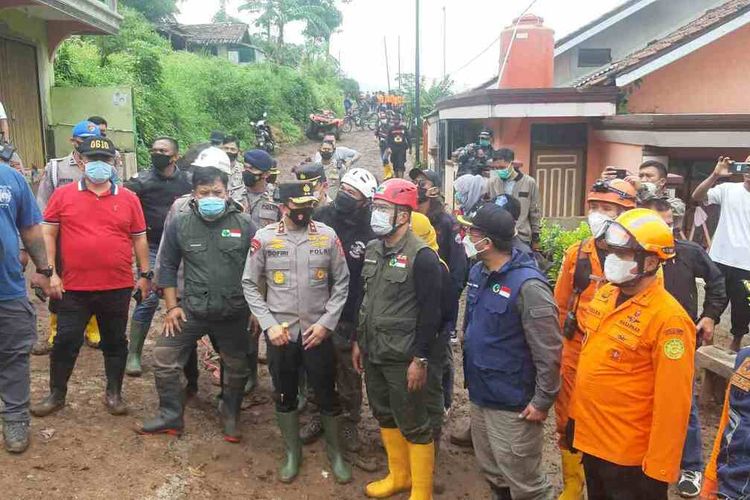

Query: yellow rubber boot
559 449 585 500
47 313 57 345
85 316 101 346
407 441 435 500
365 428 411 498
383 163 394 180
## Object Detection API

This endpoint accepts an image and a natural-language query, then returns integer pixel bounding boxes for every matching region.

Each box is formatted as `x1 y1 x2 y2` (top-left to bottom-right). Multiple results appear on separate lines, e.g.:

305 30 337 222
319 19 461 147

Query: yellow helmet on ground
603 208 675 261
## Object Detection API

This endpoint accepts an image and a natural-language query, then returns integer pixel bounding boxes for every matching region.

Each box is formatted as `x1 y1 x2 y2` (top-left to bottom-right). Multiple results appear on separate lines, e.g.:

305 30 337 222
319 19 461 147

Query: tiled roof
576 0 750 87
162 22 250 45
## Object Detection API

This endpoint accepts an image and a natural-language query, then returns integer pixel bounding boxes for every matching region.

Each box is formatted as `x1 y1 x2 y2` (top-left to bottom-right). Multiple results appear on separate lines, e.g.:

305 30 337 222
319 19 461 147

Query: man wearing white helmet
300 167 378 449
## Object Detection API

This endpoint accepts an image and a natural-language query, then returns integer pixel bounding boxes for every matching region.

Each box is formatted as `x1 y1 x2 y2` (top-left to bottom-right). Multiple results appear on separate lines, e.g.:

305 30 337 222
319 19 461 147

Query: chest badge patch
389 255 408 268
663 338 685 360
273 271 286 285
315 268 327 280
221 229 241 238
491 284 511 298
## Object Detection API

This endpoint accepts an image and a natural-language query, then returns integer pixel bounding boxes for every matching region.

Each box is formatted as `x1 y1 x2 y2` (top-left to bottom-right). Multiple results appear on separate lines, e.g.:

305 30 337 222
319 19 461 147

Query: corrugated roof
576 0 750 87
162 22 250 46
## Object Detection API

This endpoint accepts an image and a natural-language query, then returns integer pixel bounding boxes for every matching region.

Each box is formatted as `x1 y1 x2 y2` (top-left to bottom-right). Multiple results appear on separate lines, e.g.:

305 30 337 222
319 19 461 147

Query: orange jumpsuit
553 238 605 442
570 277 696 483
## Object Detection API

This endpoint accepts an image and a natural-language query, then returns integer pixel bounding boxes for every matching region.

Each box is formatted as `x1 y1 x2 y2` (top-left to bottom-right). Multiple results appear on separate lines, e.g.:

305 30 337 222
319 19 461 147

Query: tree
119 0 183 23
396 73 454 122
213 0 245 23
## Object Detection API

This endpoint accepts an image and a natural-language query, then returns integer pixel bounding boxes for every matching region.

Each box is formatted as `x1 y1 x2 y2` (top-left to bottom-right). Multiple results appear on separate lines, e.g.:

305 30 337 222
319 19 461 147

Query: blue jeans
131 244 160 325
680 376 703 471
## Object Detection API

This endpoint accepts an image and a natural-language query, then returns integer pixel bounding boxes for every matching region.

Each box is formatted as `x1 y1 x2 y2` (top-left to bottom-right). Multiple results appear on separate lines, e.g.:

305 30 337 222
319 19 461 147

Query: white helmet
341 167 378 199
192 146 231 174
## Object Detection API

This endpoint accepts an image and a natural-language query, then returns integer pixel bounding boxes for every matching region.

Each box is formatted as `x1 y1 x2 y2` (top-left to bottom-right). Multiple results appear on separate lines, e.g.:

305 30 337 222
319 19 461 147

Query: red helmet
374 179 418 210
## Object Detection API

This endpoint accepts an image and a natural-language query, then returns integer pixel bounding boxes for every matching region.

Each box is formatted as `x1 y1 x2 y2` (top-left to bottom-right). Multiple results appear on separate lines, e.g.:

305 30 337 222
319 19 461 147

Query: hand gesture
267 324 289 347
31 273 51 297
164 306 187 337
696 317 715 345
302 323 329 350
713 156 733 178
352 341 364 374
136 277 151 303
406 359 427 392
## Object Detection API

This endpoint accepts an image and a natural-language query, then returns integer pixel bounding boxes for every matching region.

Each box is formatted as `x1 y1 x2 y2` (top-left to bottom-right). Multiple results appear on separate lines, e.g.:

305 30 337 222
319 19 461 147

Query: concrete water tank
498 14 554 89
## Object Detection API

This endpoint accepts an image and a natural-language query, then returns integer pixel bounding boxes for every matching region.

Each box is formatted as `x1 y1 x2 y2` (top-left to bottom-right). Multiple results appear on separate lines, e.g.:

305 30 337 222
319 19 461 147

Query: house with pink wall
429 0 750 222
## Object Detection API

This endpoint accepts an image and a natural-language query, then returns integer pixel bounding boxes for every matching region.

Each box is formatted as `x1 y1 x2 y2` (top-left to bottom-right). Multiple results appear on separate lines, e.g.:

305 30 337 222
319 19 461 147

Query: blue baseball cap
71 120 101 139
243 149 274 172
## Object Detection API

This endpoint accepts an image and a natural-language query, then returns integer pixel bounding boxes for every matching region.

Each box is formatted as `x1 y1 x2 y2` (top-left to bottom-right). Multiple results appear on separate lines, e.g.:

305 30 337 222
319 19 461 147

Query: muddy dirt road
1 130 733 499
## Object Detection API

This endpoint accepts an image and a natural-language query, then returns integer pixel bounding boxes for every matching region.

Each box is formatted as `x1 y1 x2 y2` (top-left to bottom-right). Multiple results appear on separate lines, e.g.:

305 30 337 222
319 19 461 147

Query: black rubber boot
140 376 184 436
104 353 128 415
30 356 74 417
219 389 243 443
491 484 512 500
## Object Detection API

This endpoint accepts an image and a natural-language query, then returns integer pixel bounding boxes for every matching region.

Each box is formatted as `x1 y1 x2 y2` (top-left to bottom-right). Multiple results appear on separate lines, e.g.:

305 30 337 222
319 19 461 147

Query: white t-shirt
314 146 357 170
707 182 750 271
0 102 6 120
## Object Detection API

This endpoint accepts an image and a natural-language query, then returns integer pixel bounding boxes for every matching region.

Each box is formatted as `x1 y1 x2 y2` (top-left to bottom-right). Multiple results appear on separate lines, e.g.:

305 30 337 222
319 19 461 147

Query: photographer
692 156 750 352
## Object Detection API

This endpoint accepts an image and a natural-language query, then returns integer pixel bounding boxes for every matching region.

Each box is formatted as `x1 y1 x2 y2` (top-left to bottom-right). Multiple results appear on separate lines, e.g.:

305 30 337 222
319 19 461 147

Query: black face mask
417 186 428 204
334 191 361 214
289 207 313 226
226 152 238 163
320 151 334 161
267 173 278 185
243 170 260 187
151 153 172 170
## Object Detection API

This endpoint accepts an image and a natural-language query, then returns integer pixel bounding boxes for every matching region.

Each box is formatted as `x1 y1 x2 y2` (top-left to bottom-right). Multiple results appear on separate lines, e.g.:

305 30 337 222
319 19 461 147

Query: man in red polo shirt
31 137 151 417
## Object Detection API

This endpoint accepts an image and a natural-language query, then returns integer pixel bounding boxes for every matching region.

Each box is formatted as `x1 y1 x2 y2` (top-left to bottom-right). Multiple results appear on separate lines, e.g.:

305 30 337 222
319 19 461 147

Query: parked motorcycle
251 112 275 153
306 110 343 140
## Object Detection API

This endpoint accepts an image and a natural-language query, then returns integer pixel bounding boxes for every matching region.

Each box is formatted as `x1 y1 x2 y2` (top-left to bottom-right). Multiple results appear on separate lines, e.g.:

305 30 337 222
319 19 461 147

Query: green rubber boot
126 320 149 377
276 410 302 483
321 415 352 484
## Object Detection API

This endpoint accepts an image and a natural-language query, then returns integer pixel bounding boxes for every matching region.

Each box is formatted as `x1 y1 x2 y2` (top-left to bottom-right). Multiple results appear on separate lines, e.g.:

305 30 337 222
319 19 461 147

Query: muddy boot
276 410 302 483
140 377 184 436
219 389 243 443
341 419 361 453
31 340 51 356
449 421 473 448
31 357 74 417
3 421 30 454
125 320 149 377
300 414 323 445
321 415 352 484
104 353 128 415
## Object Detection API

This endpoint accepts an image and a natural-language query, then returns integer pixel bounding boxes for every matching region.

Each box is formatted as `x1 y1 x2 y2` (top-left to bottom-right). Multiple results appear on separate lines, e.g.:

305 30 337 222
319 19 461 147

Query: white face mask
371 210 394 237
603 253 638 285
587 211 613 238
463 234 488 259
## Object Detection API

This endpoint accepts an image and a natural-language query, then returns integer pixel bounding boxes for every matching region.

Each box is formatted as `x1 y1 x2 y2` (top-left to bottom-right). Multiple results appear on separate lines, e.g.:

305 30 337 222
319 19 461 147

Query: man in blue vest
459 203 562 500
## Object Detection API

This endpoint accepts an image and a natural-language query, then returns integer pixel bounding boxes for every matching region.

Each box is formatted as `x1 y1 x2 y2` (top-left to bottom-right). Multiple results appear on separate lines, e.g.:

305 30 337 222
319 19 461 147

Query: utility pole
442 5 447 79
414 0 421 166
397 36 402 91
383 36 391 93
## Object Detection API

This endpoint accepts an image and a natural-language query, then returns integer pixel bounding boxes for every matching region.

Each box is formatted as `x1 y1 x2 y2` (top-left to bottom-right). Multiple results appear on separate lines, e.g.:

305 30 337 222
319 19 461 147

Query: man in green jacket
139 166 257 443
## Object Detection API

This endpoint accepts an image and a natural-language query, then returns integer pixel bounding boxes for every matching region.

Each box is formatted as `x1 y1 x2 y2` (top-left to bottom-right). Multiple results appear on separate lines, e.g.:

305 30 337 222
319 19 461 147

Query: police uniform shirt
228 160 247 206
244 190 280 229
242 219 350 342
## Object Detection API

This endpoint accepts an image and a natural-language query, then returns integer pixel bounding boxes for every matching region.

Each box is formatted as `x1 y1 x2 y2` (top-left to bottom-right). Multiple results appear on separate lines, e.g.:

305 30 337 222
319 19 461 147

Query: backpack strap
50 159 60 189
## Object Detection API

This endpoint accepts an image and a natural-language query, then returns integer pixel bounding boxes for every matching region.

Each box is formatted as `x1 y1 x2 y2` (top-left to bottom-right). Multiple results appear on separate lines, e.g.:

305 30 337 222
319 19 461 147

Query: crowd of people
0 110 749 500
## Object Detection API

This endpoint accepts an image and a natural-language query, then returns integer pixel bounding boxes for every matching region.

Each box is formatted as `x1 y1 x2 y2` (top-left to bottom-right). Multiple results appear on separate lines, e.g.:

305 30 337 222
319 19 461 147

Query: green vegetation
539 220 592 283
54 7 350 164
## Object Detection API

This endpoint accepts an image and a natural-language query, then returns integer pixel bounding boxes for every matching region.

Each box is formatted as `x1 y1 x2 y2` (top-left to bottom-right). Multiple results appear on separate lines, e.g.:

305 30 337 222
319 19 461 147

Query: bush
539 220 592 284
53 7 348 165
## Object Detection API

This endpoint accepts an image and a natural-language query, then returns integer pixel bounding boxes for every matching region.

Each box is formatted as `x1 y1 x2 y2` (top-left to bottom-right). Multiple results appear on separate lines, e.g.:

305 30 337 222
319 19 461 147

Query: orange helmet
603 208 675 261
587 179 637 209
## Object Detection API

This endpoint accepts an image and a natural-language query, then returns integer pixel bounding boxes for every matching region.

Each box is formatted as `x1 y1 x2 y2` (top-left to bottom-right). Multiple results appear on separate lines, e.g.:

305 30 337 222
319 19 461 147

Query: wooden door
532 149 584 218
0 37 45 170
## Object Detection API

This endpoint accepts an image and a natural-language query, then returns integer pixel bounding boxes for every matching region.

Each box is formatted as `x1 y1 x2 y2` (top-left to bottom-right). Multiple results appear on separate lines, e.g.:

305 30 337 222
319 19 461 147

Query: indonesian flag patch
221 229 242 238
492 284 511 298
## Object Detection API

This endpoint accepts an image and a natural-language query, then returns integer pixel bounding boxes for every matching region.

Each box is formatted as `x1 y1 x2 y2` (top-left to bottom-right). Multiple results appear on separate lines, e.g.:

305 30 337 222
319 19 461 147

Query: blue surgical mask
84 161 113 184
197 196 226 219
479 139 490 147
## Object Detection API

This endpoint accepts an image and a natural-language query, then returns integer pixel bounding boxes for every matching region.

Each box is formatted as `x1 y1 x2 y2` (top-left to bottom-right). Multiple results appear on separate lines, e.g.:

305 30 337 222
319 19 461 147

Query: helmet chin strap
611 252 658 288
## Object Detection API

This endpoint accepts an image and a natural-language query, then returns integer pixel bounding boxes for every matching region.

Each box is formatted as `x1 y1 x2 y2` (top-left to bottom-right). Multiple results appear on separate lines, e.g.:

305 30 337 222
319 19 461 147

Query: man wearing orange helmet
352 178 443 500
570 208 696 499
553 179 637 499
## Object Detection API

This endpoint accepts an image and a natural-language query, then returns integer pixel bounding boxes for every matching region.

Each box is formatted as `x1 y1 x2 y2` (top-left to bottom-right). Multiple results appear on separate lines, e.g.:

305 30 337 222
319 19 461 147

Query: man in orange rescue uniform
571 208 695 499
553 179 637 499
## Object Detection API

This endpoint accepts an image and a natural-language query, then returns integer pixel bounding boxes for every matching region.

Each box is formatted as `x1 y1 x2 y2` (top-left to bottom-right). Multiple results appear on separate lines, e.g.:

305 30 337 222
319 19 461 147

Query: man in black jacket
124 137 192 377
643 197 728 498
300 167 378 449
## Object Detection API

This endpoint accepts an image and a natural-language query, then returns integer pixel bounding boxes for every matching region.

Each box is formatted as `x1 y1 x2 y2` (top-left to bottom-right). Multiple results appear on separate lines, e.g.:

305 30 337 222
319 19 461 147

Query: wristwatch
140 270 154 280
413 357 429 368
36 266 54 278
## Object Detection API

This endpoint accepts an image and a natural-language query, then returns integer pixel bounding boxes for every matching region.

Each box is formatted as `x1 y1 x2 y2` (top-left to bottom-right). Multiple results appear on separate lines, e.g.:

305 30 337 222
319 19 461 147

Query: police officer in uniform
242 181 351 484
352 178 443 500
140 167 256 442
242 149 280 229
295 163 331 206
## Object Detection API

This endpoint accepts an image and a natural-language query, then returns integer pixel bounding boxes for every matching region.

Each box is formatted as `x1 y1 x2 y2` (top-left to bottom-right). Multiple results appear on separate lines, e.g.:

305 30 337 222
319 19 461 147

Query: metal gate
0 37 45 170
532 149 584 218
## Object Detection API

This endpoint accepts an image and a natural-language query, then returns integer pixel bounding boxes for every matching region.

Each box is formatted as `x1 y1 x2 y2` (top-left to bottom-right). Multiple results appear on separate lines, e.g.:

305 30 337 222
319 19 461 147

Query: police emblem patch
663 338 685 360
273 271 286 285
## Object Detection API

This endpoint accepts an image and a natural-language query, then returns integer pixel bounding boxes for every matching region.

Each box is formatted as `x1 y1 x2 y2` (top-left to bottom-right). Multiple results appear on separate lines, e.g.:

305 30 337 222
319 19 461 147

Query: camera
563 311 578 340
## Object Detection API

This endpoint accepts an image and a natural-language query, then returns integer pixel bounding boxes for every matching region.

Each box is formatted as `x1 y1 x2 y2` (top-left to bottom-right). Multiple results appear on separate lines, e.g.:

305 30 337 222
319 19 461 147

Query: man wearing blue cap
32 120 103 356
242 149 280 229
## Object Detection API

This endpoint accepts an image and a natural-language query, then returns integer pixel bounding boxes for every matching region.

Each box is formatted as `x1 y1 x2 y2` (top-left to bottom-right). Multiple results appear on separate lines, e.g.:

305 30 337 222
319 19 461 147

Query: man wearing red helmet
352 178 443 500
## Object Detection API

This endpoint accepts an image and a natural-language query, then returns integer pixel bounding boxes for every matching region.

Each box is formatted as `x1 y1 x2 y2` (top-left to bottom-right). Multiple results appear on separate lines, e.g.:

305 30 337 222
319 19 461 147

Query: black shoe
104 391 128 416
3 421 30 453
30 391 66 417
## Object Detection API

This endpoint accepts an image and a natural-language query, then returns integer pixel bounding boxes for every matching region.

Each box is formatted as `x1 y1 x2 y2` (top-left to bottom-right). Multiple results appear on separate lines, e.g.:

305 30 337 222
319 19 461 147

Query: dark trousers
0 298 37 421
582 454 668 500
267 335 339 415
391 149 407 172
717 263 750 339
51 288 132 393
